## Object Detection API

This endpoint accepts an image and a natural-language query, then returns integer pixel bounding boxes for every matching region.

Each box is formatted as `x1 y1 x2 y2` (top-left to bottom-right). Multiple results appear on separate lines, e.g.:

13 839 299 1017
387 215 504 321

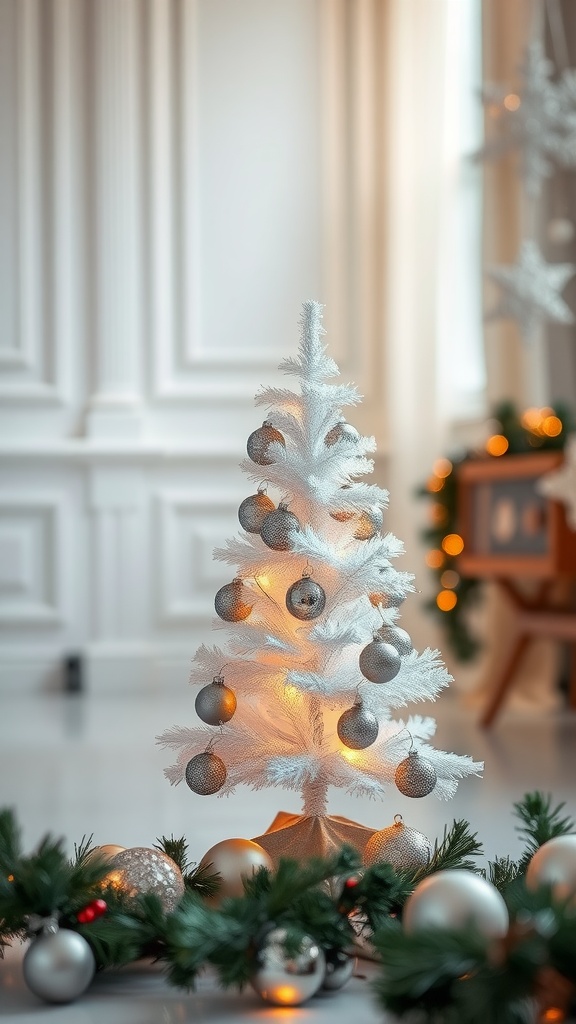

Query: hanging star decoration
538 434 576 530
476 40 576 196
485 240 575 342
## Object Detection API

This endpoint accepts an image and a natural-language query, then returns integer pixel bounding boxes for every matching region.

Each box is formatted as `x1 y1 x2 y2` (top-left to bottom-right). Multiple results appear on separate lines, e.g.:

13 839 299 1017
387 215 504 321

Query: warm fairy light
503 92 521 111
264 985 302 1006
283 684 301 705
426 475 444 493
7 874 14 882
486 434 509 456
258 575 271 590
425 549 445 570
487 102 500 118
542 415 562 437
437 590 457 612
341 748 361 763
542 1010 566 1023
441 533 464 557
521 407 542 431
433 458 453 479
440 569 460 589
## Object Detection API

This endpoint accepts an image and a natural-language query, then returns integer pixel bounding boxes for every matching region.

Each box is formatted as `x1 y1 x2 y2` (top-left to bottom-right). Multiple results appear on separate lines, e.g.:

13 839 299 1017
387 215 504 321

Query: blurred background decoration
0 0 575 708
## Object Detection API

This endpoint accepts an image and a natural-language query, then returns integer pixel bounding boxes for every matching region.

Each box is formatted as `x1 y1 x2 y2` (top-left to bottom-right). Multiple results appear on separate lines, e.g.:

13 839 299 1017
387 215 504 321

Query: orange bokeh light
441 533 464 556
437 590 458 612
542 415 562 437
440 569 460 589
503 92 521 111
425 549 445 570
426 475 444 493
521 407 542 431
542 1010 566 1023
433 458 453 479
486 434 509 457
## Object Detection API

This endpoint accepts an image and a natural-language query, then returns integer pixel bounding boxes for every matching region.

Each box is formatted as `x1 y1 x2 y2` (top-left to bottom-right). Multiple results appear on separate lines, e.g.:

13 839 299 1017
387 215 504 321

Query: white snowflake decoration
538 435 576 530
485 240 576 342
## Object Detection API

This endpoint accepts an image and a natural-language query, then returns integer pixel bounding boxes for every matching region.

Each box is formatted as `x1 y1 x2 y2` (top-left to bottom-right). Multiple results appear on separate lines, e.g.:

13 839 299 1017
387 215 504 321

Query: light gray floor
1 689 575 1021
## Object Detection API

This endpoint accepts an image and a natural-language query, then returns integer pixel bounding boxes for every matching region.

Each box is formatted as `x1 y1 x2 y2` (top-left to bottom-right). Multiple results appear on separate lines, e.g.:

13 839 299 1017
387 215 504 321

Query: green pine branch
154 835 221 899
414 819 483 880
514 792 576 871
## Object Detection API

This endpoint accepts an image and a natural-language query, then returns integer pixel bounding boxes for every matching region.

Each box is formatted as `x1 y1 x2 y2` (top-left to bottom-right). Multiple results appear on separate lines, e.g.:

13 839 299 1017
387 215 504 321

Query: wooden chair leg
480 633 532 729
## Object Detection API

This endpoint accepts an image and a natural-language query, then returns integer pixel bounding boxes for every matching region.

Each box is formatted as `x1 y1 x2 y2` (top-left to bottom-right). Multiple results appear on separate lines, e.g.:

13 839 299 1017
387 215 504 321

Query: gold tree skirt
252 811 376 864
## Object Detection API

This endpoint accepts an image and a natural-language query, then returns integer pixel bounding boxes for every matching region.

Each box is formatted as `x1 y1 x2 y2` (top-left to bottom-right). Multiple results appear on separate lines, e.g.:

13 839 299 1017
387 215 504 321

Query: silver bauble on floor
23 929 95 1004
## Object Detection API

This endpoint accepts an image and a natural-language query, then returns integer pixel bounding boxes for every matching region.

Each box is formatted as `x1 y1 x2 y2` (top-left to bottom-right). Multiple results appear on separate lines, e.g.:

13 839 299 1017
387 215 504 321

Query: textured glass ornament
286 574 326 620
325 419 360 447
337 702 378 749
354 506 383 540
185 750 227 795
260 502 300 551
403 870 509 939
200 838 273 902
23 929 95 1004
214 578 253 622
359 637 401 684
238 487 275 533
364 814 432 871
250 926 326 1006
109 847 185 913
525 835 576 902
322 949 354 990
377 624 413 657
395 750 437 798
195 675 237 725
247 420 286 465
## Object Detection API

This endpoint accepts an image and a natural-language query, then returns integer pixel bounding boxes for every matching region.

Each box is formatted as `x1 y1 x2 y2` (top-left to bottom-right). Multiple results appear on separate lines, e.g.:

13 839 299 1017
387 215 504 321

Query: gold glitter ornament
107 847 185 913
200 838 273 902
354 506 383 540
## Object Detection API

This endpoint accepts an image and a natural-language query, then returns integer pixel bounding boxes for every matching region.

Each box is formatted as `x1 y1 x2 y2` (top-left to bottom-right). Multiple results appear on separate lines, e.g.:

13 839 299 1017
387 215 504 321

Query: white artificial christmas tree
158 302 482 861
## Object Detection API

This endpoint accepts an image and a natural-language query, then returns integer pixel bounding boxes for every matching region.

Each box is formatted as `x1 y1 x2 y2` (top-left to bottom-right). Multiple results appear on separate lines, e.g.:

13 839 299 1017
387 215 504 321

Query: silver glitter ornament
250 926 326 1006
403 870 509 939
23 929 95 1004
359 637 401 684
238 488 275 533
363 814 432 871
247 420 286 465
337 701 379 749
377 624 413 657
354 506 383 540
214 578 253 622
325 419 360 447
195 675 237 725
395 750 437 798
322 949 354 990
110 847 185 913
185 750 227 795
286 573 326 620
260 502 300 551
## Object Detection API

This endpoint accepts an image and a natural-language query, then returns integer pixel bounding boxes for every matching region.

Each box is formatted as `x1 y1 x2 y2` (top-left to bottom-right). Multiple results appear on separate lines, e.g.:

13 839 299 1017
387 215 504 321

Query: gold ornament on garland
199 838 273 903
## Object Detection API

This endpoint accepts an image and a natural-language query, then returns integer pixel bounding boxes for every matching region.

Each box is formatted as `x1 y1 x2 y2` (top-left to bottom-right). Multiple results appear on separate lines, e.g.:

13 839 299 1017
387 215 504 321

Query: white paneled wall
0 0 387 693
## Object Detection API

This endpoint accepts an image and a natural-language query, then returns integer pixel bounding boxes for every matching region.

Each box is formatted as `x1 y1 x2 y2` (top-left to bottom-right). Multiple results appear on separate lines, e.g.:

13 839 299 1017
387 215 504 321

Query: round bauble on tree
250 926 326 1006
377 624 413 657
369 590 405 610
337 701 378 749
354 506 383 540
395 750 437 798
200 838 273 903
330 484 355 521
195 675 237 725
185 750 227 795
322 949 355 990
359 636 401 684
108 847 185 913
403 869 509 939
214 578 253 622
525 835 576 903
238 487 275 533
85 843 125 863
260 502 300 551
247 421 286 465
325 419 360 447
286 572 326 620
364 814 431 871
23 928 95 1004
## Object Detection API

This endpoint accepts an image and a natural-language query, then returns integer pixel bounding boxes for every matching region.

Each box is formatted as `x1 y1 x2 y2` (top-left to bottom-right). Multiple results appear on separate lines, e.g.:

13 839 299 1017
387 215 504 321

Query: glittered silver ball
185 751 227 795
195 677 237 725
359 638 401 684
23 930 95 1004
322 949 354 990
325 420 360 447
214 579 253 622
377 625 413 657
337 703 379 749
354 506 383 540
403 870 509 939
238 491 275 533
364 817 432 871
286 577 326 620
250 927 326 1006
525 835 576 902
110 847 185 913
260 504 300 551
247 421 286 465
395 751 437 798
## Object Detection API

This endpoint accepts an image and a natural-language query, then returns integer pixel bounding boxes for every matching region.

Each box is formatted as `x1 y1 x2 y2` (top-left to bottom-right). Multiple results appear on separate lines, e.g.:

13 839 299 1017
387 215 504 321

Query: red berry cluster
76 898 107 924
